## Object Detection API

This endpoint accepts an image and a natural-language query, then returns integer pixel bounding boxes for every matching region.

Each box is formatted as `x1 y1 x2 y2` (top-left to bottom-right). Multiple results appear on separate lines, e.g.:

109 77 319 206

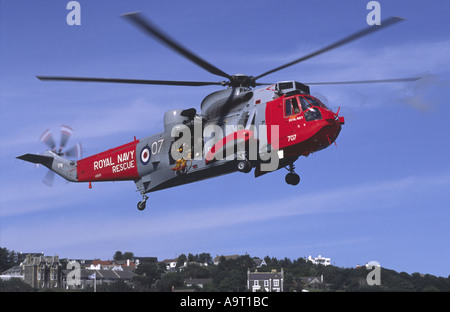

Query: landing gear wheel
137 195 149 211
237 159 252 173
285 163 300 186
285 173 300 186
137 201 146 211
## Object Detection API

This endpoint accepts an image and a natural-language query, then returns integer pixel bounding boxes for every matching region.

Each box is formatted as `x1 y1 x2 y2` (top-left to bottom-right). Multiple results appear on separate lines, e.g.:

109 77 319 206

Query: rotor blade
255 16 405 80
42 170 55 187
64 142 83 159
59 125 73 151
40 129 56 150
305 77 421 85
36 76 224 87
254 82 275 86
122 12 232 80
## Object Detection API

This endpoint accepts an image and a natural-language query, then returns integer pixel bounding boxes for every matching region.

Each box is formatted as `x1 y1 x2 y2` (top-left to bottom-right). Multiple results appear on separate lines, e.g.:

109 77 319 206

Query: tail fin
17 151 78 182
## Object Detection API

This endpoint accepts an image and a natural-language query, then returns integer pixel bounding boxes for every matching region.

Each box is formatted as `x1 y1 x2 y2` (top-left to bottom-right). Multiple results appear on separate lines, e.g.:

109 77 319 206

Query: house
133 256 158 267
20 254 62 289
14 252 44 264
161 258 179 271
83 259 136 271
62 268 137 290
300 275 325 290
69 258 94 268
307 255 331 266
247 269 284 292
0 266 24 281
253 257 267 268
86 260 114 270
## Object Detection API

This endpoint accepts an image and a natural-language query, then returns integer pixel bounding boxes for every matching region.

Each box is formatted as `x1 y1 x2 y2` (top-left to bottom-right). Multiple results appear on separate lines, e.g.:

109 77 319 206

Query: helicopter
17 12 419 211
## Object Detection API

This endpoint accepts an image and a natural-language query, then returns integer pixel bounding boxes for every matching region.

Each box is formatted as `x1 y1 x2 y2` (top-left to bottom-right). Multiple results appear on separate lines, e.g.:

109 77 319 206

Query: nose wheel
137 195 149 211
285 164 300 186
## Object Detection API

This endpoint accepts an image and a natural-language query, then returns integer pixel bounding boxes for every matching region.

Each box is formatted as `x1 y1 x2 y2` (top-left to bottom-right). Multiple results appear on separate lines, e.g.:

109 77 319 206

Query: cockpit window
284 97 301 117
299 96 323 121
304 96 329 110
284 99 292 116
284 96 325 121
298 97 311 111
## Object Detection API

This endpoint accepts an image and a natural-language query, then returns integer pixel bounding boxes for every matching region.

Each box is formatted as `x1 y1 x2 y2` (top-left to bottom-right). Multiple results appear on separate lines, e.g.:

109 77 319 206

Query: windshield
298 97 311 111
304 95 330 110
298 96 322 121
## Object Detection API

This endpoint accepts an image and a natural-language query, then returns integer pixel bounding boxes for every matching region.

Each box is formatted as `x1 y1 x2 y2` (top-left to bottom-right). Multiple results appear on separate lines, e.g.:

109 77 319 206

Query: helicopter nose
323 111 344 143
330 111 344 126
324 110 344 127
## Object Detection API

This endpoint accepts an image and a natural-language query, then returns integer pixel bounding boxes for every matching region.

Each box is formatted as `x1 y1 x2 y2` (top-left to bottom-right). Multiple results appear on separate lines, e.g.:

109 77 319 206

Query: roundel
140 146 151 165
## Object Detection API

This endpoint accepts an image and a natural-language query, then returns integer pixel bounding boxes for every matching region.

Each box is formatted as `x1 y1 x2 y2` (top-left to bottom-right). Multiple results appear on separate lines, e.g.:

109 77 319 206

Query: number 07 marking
151 139 164 154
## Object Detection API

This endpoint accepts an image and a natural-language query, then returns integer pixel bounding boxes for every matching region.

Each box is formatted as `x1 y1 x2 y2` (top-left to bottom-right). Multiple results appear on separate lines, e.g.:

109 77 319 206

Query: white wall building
247 269 284 292
307 255 331 266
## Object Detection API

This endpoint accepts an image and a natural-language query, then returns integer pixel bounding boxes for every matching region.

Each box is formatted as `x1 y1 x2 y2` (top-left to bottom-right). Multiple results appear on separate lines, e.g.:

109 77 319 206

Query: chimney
127 259 130 267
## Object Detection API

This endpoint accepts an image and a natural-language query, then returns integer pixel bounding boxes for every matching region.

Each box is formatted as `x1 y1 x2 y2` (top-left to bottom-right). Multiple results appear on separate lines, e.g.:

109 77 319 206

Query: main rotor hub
225 74 256 88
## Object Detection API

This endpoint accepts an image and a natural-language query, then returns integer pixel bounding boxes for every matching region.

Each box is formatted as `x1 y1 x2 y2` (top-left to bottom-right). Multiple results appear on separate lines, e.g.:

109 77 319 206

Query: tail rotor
38 125 83 186
59 124 73 153
39 128 56 151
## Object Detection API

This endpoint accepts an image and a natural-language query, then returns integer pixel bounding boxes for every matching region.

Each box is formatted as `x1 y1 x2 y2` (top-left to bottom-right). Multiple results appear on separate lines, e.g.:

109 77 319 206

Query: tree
113 251 134 262
158 272 184 292
211 255 254 291
198 253 212 265
113 251 123 261
183 263 210 279
177 254 187 267
0 247 18 272
134 261 164 291
123 252 134 260
284 273 297 292
0 278 34 292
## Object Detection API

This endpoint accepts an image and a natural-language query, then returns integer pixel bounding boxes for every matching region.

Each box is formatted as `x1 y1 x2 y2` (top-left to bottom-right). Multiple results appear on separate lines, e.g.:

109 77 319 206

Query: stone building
21 254 62 289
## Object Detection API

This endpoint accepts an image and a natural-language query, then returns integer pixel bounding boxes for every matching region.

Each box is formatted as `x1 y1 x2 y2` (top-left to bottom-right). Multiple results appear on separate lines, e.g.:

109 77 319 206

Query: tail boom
17 139 141 184
76 140 140 182
17 151 78 182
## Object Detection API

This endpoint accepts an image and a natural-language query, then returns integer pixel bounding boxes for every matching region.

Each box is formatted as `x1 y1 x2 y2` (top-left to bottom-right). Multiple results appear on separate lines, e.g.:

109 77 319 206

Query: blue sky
1 0 449 278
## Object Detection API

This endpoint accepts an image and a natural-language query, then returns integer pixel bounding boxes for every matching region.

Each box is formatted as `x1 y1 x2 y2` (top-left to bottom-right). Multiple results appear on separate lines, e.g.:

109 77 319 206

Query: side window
284 99 292 116
284 97 301 117
292 97 300 114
